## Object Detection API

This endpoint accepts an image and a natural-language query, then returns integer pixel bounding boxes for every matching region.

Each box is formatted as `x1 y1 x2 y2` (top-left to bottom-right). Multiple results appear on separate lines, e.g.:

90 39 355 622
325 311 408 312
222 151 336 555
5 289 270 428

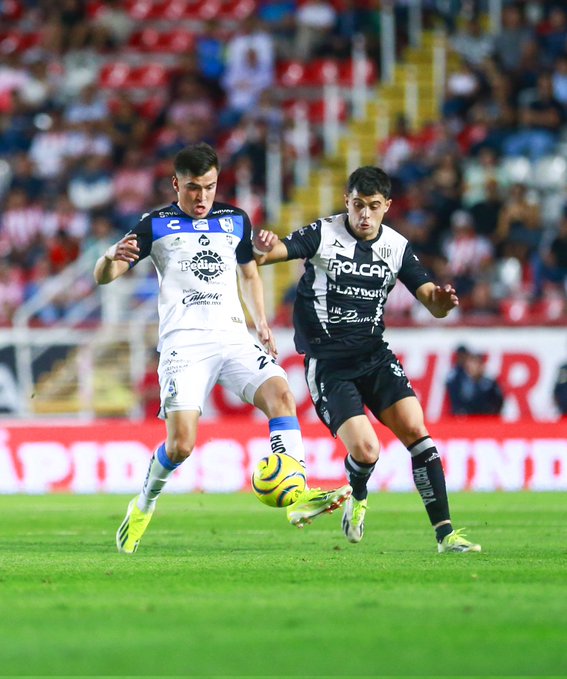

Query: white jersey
130 201 254 350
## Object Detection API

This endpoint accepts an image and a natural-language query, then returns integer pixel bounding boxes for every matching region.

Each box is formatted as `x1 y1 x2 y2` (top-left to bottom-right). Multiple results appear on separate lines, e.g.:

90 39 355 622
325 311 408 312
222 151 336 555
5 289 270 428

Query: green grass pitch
0 492 565 678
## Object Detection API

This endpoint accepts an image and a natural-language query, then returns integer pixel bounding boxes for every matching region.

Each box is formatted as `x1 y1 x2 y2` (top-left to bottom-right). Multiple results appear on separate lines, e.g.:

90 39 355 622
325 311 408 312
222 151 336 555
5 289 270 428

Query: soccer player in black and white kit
254 166 481 553
94 143 351 553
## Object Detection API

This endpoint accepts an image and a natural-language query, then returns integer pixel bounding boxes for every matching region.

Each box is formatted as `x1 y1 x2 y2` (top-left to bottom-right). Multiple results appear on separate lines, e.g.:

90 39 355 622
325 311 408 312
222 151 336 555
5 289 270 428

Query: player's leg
220 341 351 526
117 342 218 554
253 374 307 468
116 409 200 554
337 415 379 543
379 396 481 553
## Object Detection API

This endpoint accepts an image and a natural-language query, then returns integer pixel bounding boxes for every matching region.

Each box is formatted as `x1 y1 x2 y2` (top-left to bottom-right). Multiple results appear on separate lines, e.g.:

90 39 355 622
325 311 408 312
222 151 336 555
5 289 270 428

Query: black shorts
304 343 416 436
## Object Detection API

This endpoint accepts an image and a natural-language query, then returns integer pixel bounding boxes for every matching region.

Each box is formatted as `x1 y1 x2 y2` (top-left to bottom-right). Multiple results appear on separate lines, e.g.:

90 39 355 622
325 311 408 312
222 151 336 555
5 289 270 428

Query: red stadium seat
130 63 170 89
304 58 340 85
0 31 41 53
185 0 222 20
217 0 257 21
127 28 195 53
276 60 307 88
284 98 348 124
98 62 134 89
339 57 378 86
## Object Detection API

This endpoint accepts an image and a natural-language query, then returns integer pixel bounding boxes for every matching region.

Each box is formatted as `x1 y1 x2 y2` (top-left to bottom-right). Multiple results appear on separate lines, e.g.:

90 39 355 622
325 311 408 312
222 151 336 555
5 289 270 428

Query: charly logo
181 250 226 281
199 234 210 246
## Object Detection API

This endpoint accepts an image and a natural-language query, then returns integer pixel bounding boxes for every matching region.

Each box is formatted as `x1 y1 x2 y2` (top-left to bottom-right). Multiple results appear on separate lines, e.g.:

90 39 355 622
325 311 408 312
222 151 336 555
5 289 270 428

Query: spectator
67 155 113 213
220 47 274 128
495 182 541 263
112 147 155 233
449 16 494 67
502 71 565 161
442 209 494 299
493 3 535 76
258 0 297 60
470 177 504 244
0 258 24 324
551 53 567 107
553 360 567 416
462 146 506 207
446 351 504 415
294 0 337 61
538 5 567 64
531 209 567 299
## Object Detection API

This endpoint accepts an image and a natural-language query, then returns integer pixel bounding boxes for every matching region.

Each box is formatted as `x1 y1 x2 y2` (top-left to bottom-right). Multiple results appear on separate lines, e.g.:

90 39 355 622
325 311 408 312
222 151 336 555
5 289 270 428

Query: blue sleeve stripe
269 416 301 431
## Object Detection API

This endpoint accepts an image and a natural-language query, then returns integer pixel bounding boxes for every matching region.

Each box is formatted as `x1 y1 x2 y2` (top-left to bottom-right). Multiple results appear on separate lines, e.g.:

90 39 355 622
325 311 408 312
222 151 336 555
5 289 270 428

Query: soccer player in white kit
94 142 351 553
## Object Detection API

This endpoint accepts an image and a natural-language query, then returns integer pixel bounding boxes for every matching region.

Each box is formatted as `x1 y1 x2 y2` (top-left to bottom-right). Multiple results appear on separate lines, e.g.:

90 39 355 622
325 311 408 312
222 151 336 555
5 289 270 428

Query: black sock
344 454 376 501
408 437 451 534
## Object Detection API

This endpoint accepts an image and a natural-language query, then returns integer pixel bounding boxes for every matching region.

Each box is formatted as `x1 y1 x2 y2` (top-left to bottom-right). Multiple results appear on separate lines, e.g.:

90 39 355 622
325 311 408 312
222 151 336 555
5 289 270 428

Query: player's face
173 167 218 218
345 189 391 241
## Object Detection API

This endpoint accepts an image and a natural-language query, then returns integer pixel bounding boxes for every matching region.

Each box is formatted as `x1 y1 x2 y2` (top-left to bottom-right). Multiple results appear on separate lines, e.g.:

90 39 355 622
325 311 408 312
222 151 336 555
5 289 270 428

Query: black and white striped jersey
129 201 254 350
283 213 431 358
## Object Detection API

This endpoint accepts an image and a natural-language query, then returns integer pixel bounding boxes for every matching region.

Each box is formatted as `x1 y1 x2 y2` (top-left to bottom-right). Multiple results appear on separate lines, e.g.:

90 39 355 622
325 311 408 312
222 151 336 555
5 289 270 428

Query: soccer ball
251 453 306 508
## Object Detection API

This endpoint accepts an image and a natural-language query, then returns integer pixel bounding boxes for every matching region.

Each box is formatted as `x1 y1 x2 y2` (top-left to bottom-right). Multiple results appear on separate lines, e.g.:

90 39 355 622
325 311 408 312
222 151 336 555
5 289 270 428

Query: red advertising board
0 418 565 493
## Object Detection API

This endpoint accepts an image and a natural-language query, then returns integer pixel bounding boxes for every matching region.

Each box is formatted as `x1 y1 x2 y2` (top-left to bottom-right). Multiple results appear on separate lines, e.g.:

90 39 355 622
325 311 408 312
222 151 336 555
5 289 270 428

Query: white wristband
252 245 266 256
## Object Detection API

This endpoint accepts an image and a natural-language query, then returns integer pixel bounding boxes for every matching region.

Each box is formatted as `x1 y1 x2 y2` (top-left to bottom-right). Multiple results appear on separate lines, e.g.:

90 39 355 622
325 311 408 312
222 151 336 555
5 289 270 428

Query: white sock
137 443 180 512
269 416 306 468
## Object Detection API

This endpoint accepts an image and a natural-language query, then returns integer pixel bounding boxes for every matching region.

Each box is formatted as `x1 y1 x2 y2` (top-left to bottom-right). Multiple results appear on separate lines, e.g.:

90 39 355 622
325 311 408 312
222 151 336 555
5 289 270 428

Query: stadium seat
339 57 379 86
217 0 257 21
531 155 567 192
0 31 41 53
500 156 532 185
276 60 307 88
284 98 348 124
98 62 134 89
128 28 195 53
303 58 341 86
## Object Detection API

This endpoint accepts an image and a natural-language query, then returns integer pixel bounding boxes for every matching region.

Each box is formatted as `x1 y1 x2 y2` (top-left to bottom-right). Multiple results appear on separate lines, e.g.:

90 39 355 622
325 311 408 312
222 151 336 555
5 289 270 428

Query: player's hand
105 235 140 264
253 229 280 255
432 284 459 314
256 321 278 358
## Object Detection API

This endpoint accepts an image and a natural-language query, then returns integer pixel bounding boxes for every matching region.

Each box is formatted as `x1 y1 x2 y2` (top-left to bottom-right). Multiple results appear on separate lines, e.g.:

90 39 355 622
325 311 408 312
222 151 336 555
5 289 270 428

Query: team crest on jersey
192 219 209 231
375 244 392 259
218 217 234 233
181 250 227 281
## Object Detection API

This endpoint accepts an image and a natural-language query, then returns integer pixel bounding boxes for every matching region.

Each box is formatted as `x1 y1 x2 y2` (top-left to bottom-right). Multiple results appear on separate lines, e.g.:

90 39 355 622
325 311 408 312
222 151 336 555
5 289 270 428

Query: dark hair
174 142 220 177
346 166 392 200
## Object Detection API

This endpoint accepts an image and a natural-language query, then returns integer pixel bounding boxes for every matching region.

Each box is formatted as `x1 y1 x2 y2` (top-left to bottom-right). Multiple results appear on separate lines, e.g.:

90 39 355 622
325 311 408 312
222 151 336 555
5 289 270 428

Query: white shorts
157 330 288 418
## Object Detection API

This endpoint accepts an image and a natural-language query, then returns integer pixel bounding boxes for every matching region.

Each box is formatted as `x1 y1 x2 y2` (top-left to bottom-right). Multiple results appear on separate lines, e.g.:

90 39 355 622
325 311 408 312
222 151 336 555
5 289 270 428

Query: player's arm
252 229 290 265
94 234 140 284
416 282 459 318
237 260 278 357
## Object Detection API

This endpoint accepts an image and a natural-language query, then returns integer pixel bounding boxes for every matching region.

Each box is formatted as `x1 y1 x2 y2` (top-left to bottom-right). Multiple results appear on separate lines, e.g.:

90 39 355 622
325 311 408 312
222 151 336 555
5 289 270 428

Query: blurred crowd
0 0 567 326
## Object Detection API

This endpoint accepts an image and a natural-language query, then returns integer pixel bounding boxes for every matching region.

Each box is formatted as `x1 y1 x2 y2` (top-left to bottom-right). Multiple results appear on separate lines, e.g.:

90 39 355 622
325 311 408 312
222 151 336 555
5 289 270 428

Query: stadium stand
0 1 566 416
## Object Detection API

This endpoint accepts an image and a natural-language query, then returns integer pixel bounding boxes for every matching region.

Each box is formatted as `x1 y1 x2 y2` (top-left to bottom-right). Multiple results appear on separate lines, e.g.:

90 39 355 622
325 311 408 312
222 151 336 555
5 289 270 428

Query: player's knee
254 378 297 418
350 439 380 464
167 437 195 463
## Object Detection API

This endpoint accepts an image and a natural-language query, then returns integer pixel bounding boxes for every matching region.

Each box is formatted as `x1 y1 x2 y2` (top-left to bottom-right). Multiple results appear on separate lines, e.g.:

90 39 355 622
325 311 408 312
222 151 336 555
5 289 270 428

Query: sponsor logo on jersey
198 234 210 246
182 290 221 306
166 219 181 230
328 281 384 298
328 309 376 324
218 217 234 233
180 250 227 281
192 219 209 231
328 259 390 277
